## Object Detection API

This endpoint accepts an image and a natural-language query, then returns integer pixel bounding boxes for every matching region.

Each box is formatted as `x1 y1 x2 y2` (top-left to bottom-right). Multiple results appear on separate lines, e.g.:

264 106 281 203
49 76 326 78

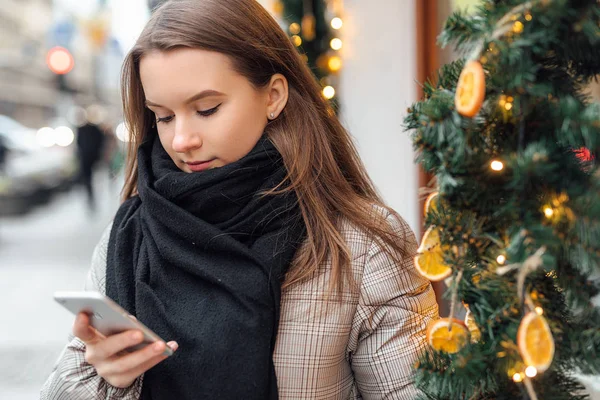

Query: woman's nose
171 118 202 153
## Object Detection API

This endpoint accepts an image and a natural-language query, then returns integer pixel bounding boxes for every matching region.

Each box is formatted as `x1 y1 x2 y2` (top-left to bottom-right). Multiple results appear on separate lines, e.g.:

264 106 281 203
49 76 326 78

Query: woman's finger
92 329 145 360
102 340 176 377
73 312 103 344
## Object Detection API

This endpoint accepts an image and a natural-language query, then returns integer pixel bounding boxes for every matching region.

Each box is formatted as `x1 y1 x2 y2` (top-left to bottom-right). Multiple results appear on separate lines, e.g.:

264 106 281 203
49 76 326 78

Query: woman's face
139 48 287 173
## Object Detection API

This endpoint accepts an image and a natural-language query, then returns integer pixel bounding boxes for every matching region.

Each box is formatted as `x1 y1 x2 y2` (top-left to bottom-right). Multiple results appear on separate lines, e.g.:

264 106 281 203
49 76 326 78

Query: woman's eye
155 104 220 124
197 104 221 117
156 115 174 124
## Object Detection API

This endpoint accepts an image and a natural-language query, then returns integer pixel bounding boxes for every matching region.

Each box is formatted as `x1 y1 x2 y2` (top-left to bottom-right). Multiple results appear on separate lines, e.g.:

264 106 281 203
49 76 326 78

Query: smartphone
54 291 173 357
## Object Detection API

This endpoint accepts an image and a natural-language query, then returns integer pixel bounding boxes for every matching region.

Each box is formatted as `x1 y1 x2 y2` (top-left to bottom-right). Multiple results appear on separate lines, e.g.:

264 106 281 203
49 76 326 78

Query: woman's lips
185 159 215 172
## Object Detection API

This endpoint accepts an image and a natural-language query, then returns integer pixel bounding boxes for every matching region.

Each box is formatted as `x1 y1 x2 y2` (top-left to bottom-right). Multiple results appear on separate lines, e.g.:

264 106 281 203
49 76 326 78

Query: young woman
41 0 438 399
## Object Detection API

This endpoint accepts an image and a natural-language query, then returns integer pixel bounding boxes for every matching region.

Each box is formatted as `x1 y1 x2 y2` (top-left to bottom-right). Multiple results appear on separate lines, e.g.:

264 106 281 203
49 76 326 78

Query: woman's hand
73 312 178 388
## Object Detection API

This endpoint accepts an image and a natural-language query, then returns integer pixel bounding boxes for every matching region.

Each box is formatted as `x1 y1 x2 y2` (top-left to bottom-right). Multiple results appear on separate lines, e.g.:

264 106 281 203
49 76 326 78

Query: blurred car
0 115 77 216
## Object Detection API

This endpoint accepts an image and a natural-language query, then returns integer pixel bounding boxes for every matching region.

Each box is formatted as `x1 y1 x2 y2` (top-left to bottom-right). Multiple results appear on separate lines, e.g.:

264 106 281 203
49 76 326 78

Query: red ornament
574 147 594 163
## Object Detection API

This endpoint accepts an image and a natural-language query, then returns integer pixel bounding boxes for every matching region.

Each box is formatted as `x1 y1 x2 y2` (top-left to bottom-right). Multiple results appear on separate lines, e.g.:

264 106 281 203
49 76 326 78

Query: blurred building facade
0 0 132 130
0 0 57 127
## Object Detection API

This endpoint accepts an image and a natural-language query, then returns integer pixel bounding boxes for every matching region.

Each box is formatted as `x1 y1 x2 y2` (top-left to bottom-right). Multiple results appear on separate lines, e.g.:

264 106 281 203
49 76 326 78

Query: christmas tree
405 1 600 399
276 0 342 109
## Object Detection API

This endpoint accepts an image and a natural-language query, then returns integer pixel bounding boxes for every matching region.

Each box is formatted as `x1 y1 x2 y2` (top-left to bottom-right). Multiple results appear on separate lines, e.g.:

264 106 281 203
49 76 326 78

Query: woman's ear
266 73 288 120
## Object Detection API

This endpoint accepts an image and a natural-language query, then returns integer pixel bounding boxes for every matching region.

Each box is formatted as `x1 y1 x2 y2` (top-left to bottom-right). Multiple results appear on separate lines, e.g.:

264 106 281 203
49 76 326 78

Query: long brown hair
121 0 408 294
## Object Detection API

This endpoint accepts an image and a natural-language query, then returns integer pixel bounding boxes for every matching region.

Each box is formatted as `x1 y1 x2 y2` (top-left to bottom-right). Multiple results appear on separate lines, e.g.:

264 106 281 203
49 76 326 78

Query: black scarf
106 133 305 399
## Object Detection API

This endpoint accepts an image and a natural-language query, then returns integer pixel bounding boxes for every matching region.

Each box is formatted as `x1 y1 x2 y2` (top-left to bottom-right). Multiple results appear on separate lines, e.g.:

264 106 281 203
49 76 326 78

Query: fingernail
167 341 179 351
131 332 143 341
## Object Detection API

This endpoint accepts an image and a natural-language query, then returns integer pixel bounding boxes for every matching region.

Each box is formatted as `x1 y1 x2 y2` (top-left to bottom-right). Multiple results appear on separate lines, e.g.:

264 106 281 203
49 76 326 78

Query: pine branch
405 0 600 397
415 346 500 400
438 10 487 53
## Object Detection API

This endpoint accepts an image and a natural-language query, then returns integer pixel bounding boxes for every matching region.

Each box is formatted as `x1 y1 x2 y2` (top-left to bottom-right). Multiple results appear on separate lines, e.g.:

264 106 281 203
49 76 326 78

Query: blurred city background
0 0 598 398
1 1 149 398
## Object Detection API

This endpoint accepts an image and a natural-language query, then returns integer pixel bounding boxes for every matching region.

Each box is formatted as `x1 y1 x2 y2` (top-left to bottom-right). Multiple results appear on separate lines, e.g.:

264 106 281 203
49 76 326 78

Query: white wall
339 0 419 233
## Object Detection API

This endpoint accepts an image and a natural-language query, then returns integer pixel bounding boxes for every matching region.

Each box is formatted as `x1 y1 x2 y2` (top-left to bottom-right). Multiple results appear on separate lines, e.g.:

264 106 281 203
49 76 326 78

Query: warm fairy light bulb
496 255 506 265
331 17 343 30
323 86 336 99
525 366 538 378
491 160 504 171
535 306 544 315
330 38 343 50
513 372 524 383
525 13 533 21
291 35 302 47
328 55 342 72
273 0 284 14
544 207 554 218
499 95 513 111
513 21 524 33
289 23 301 35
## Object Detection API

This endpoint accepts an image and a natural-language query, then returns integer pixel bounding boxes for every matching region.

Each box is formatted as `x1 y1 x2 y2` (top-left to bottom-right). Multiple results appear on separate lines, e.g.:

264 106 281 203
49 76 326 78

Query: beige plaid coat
41 208 438 399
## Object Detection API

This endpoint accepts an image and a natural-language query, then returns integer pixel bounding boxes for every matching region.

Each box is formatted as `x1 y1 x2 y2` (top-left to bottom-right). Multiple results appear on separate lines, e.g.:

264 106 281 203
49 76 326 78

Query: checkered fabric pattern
41 208 438 399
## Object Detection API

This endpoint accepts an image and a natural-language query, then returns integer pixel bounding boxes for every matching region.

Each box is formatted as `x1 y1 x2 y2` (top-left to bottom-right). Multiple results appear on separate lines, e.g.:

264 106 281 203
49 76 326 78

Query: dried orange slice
414 226 453 281
424 192 439 216
427 318 470 353
455 60 486 117
517 311 555 373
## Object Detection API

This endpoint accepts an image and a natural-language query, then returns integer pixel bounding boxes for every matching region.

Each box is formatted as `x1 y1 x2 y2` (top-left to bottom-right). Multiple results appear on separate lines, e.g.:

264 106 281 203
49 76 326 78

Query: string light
496 255 506 265
513 372 524 383
276 1 343 107
525 366 538 378
289 22 301 35
323 86 336 99
535 307 544 315
525 12 533 21
513 21 524 33
331 17 343 30
301 15 317 41
273 1 284 14
491 160 504 171
554 192 570 205
330 38 343 50
542 193 576 228
499 95 514 111
328 56 342 72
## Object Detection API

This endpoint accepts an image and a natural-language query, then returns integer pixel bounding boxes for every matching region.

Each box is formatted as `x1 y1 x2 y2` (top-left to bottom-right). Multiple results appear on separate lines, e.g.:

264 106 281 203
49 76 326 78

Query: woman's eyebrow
145 90 225 108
